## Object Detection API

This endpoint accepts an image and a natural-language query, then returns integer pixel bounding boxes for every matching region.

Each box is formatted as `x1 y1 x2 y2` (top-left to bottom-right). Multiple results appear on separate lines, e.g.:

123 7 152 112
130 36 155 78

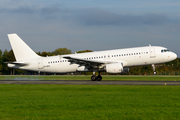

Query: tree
6 50 15 62
53 48 72 55
1 50 10 74
76 50 93 53
0 50 3 74
41 51 49 57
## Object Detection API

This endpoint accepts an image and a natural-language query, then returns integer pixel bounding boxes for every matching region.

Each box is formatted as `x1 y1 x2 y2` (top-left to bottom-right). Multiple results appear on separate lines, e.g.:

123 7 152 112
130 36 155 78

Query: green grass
0 84 180 120
0 75 180 81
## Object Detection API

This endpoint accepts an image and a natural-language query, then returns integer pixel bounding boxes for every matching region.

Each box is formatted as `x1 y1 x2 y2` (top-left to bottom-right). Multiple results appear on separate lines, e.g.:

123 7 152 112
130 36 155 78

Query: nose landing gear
152 64 157 75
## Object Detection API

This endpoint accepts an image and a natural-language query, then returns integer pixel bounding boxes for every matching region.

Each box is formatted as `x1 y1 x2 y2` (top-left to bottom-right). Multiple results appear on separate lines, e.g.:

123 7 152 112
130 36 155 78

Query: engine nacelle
76 66 89 72
106 63 123 74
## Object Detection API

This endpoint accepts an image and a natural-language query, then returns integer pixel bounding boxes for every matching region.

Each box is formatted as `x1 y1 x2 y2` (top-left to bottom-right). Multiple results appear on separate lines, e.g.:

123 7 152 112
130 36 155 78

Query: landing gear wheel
96 75 102 81
91 75 96 81
153 71 157 75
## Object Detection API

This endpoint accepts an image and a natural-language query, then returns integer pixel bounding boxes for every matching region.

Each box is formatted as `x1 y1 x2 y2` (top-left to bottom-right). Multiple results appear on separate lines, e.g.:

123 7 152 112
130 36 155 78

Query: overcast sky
0 0 180 56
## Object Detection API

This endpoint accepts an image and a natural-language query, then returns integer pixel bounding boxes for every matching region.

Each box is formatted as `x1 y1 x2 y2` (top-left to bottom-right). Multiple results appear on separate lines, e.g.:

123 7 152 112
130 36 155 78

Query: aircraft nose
171 52 177 60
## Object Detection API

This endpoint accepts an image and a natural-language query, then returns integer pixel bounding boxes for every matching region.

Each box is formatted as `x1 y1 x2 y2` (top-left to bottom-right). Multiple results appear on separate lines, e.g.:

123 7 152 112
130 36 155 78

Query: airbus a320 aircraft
7 34 177 81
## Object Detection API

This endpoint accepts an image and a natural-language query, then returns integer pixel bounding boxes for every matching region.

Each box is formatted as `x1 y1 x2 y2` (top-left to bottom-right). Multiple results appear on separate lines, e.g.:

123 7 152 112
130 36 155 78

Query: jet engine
76 66 89 72
105 63 123 74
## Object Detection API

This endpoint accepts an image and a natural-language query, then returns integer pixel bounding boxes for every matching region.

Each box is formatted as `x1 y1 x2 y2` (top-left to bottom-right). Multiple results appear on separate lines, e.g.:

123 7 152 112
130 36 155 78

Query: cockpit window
161 49 170 53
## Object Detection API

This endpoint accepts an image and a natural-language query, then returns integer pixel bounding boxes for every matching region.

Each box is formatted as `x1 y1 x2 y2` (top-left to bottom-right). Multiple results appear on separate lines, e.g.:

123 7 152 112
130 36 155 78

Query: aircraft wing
63 56 119 69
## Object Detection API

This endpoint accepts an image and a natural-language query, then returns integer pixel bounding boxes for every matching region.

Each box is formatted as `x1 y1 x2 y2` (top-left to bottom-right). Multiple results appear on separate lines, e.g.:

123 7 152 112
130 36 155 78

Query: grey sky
0 0 180 56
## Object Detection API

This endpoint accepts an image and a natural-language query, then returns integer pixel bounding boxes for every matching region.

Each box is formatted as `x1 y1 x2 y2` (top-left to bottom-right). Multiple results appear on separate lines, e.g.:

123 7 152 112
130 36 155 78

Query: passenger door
149 46 156 58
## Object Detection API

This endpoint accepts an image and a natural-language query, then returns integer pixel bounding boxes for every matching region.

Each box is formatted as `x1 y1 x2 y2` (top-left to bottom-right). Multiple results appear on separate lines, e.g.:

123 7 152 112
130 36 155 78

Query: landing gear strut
152 64 157 75
91 72 102 81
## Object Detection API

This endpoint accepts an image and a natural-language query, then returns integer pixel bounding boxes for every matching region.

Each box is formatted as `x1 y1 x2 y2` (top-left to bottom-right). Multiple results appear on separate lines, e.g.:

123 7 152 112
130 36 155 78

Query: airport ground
1 75 180 81
0 75 180 119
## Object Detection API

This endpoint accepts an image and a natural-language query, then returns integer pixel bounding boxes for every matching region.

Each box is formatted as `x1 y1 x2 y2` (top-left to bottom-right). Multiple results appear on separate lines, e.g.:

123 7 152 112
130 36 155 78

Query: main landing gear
91 72 102 81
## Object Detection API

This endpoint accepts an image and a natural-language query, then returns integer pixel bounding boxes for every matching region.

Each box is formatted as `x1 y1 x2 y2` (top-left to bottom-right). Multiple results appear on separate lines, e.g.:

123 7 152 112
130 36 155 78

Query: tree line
0 48 179 75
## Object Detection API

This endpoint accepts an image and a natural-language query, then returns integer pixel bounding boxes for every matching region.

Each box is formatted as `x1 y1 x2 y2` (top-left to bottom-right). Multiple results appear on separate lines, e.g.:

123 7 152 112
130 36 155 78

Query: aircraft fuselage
8 46 177 73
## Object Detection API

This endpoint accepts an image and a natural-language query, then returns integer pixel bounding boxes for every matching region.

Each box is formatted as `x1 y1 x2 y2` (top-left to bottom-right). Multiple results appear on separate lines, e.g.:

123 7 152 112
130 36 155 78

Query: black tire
96 75 102 81
91 75 96 81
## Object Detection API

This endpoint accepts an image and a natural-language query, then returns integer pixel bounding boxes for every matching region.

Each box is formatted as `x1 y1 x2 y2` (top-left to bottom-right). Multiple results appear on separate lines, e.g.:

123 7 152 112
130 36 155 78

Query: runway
0 80 180 85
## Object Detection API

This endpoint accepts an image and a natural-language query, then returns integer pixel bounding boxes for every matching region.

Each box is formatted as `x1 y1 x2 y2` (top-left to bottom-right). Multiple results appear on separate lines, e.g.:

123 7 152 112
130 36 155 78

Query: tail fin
7 34 40 61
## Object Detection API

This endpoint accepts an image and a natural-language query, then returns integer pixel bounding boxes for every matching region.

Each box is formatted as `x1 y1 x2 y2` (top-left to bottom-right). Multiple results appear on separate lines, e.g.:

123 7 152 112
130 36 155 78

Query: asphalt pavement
0 80 179 85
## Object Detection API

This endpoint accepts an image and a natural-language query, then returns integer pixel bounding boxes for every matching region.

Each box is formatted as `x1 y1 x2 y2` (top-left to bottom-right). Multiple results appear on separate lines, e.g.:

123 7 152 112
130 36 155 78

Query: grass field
1 75 180 81
0 84 180 120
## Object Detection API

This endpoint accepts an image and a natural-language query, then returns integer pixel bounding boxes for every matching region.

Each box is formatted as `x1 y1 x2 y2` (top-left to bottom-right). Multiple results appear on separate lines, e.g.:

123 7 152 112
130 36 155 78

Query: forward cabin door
149 45 156 58
38 59 44 69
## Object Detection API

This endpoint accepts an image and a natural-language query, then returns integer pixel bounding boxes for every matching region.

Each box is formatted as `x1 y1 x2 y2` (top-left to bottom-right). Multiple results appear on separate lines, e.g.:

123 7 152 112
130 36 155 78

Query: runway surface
0 80 180 85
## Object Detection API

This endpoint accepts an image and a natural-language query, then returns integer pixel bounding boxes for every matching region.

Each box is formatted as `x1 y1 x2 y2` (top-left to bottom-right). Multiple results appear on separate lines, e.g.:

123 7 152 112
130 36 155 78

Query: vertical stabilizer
8 34 40 61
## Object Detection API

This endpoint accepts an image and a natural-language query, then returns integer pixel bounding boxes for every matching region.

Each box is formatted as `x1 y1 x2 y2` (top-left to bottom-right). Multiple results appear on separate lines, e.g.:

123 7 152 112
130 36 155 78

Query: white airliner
7 34 177 81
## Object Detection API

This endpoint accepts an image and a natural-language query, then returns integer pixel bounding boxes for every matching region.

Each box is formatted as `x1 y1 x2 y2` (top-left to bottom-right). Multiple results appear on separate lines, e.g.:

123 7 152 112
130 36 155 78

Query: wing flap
63 56 111 64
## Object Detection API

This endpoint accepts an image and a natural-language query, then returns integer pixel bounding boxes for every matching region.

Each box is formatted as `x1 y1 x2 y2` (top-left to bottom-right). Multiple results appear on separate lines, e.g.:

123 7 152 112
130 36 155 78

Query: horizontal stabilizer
5 62 28 66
